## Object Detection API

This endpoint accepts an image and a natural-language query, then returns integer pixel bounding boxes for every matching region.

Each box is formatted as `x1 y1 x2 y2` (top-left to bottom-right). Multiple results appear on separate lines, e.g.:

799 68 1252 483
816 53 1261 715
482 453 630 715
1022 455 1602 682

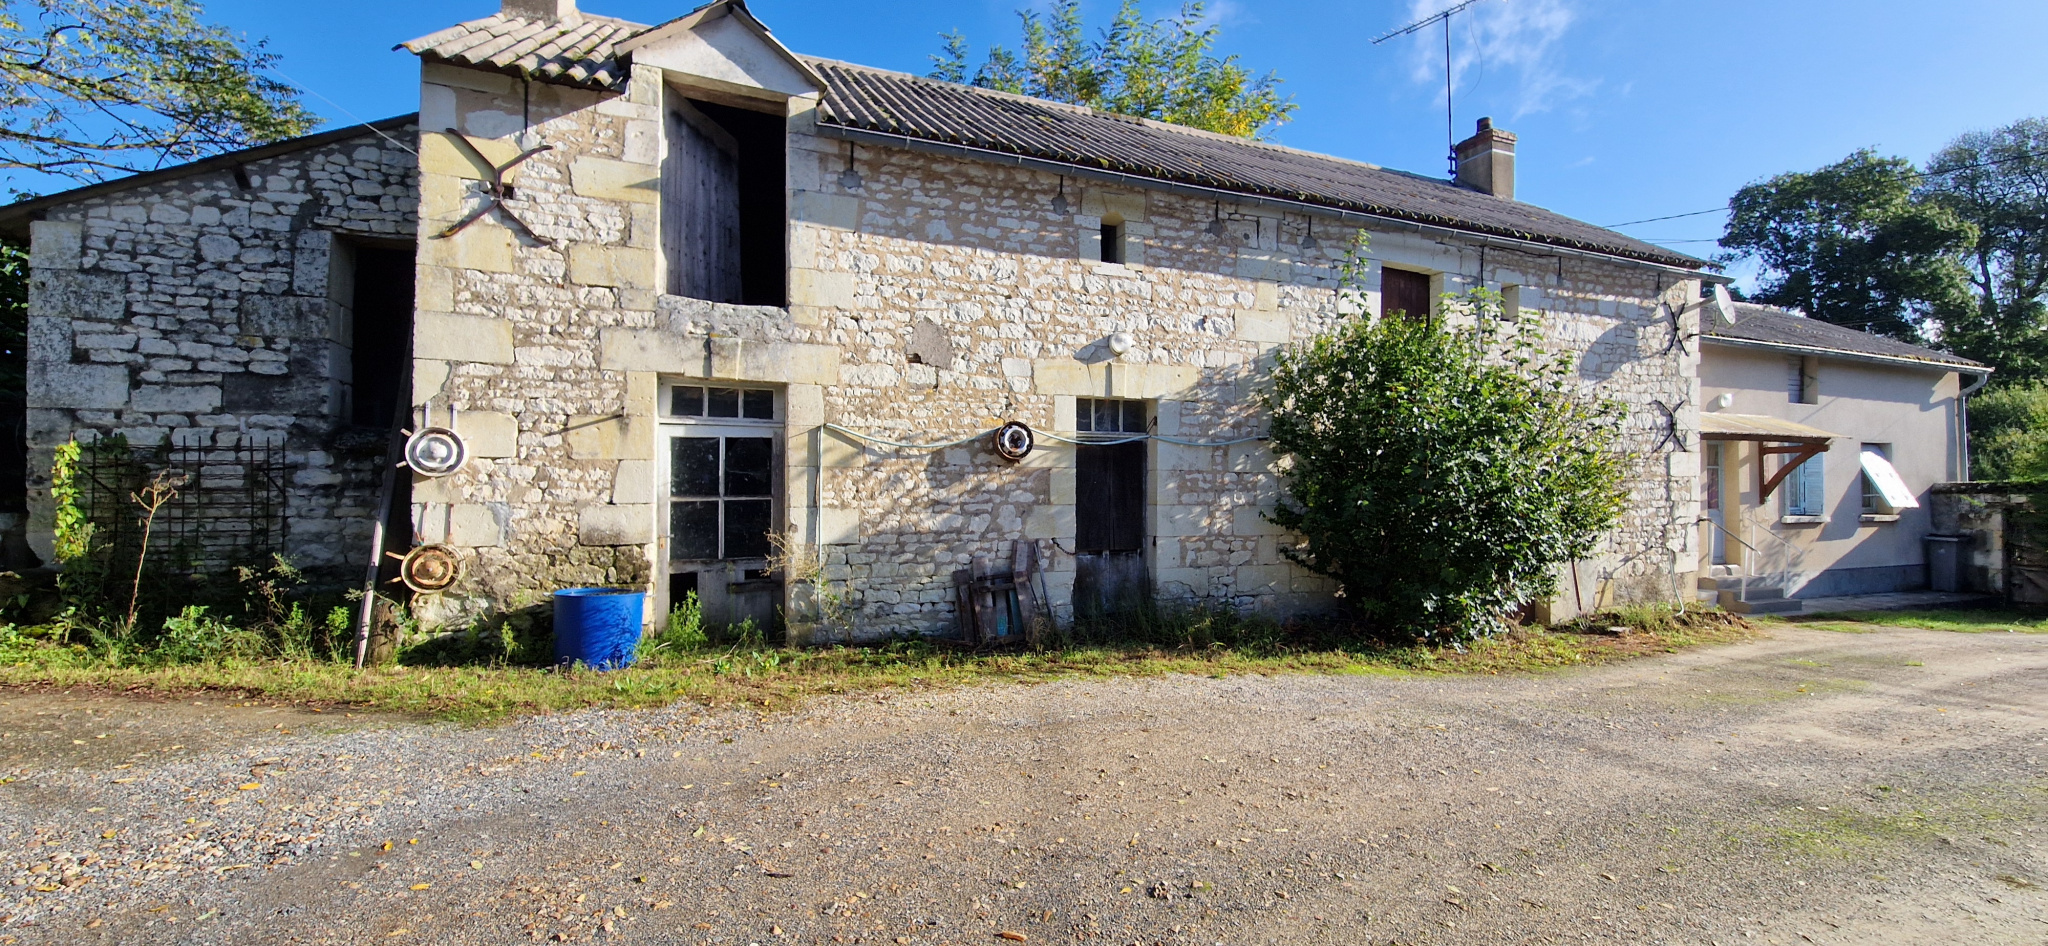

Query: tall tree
1719 149 1973 341
1918 118 2048 382
930 0 1295 140
0 0 317 183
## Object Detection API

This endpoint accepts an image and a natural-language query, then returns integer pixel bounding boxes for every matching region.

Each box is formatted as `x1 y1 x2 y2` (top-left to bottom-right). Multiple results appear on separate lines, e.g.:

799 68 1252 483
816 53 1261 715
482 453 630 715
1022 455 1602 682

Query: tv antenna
1372 0 1494 178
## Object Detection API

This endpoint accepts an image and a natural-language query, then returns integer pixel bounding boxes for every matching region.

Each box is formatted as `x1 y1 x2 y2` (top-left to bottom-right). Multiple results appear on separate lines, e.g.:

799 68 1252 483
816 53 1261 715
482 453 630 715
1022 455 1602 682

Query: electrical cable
1604 147 2048 230
268 67 421 159
822 423 1267 450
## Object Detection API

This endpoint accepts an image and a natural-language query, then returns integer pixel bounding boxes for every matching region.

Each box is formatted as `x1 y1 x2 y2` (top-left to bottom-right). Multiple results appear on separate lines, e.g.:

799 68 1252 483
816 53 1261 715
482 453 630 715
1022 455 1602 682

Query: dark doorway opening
1072 398 1149 620
350 244 413 429
348 241 414 592
663 96 787 307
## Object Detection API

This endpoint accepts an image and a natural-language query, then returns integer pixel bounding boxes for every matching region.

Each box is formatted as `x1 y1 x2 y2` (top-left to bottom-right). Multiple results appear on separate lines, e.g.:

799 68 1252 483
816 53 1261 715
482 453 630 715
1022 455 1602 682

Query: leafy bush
149 605 263 665
639 592 709 657
1970 381 2048 481
1264 289 1629 643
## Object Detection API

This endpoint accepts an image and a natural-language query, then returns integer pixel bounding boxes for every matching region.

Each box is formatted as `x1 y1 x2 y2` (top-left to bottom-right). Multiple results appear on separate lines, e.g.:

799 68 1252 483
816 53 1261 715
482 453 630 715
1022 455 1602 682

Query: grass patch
1770 609 2048 635
0 607 1759 723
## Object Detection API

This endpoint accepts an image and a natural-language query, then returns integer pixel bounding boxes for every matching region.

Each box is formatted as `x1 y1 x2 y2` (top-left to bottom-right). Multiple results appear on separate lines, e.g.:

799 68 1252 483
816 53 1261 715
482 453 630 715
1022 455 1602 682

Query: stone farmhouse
0 0 1723 639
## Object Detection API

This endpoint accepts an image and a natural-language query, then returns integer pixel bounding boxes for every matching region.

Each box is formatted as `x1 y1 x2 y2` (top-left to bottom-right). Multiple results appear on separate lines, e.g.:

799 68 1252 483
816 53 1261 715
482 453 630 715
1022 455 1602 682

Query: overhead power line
1601 146 2048 230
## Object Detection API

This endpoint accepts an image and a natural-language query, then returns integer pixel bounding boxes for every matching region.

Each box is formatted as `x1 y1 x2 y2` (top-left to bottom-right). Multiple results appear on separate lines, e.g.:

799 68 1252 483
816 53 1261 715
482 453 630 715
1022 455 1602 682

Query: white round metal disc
404 426 468 477
994 421 1034 462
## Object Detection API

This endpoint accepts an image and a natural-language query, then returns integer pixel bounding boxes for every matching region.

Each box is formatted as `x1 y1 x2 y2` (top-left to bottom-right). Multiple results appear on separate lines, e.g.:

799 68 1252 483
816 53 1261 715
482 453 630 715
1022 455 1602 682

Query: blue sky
113 0 2048 283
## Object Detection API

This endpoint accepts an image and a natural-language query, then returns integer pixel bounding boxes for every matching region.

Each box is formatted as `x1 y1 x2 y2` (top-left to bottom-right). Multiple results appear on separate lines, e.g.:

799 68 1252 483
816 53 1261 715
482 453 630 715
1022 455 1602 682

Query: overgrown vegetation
1968 381 2048 481
0 604 1754 721
1264 255 1629 643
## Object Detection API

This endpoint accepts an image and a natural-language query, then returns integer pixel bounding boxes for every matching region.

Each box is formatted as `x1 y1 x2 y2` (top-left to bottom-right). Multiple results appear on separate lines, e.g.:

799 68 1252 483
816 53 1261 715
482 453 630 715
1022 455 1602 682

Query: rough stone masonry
8 0 1709 640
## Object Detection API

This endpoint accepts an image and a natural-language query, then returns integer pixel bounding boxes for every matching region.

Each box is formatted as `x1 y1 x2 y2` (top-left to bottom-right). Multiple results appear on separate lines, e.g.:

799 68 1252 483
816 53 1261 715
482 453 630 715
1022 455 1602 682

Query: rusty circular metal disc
404 426 468 477
400 544 461 594
993 421 1035 462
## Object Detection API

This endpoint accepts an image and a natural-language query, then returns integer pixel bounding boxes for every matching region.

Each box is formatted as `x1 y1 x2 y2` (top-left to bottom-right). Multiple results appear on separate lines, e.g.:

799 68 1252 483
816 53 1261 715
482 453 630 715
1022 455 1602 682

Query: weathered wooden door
662 100 742 303
1073 436 1147 621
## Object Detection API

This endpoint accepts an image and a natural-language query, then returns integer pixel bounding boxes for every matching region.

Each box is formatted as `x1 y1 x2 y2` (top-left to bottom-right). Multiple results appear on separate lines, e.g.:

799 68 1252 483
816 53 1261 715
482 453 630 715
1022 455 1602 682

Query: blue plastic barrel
552 587 647 670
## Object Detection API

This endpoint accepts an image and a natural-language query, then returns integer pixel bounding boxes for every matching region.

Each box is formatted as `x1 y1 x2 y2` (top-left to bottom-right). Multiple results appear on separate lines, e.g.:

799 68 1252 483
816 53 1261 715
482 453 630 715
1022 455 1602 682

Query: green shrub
150 605 263 665
641 593 709 657
1970 381 2048 481
1264 287 1628 643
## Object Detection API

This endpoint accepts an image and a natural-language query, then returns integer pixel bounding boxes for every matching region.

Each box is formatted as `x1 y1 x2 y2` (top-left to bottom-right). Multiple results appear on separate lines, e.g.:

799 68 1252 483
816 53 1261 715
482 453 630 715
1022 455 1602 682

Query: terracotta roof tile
399 13 642 91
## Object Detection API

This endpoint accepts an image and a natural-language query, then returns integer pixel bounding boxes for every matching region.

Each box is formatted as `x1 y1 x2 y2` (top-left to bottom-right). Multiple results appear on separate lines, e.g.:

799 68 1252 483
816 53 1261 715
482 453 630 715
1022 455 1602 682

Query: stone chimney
502 0 576 21
1453 117 1517 200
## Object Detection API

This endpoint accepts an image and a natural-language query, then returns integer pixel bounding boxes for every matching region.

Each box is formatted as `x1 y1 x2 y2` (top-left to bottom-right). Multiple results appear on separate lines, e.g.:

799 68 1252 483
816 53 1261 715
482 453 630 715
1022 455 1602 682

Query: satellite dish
1709 284 1740 326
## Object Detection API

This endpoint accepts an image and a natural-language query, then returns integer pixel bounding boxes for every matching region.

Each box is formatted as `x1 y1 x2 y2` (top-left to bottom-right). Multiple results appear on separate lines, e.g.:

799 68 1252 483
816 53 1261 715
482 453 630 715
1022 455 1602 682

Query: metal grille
75 436 289 576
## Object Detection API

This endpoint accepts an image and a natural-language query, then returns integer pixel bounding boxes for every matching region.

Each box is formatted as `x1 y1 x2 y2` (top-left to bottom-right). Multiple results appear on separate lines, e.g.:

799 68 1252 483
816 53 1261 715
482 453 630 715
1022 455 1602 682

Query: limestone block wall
408 62 681 628
23 124 420 573
407 61 1696 636
760 122 1699 636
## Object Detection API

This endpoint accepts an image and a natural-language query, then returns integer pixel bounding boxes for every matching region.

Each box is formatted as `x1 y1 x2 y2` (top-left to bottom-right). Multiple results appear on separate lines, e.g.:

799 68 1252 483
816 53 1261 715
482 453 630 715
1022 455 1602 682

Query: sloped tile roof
400 12 1704 269
805 59 1702 268
1708 302 1985 370
399 13 642 90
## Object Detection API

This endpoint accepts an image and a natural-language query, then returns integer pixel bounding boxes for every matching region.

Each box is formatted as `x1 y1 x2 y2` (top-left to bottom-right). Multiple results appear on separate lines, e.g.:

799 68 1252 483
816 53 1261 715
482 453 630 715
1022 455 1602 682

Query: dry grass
0 609 1760 723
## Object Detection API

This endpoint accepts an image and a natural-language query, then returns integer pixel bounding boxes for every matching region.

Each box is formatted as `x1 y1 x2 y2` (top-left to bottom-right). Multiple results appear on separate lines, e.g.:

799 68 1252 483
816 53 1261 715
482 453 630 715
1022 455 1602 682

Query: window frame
1099 218 1125 265
1780 450 1827 521
659 383 784 567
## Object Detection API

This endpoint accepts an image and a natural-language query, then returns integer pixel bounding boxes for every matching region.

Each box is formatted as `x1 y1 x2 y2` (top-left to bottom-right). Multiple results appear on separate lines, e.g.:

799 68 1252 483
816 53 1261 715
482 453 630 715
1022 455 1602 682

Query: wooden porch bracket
1754 441 1828 503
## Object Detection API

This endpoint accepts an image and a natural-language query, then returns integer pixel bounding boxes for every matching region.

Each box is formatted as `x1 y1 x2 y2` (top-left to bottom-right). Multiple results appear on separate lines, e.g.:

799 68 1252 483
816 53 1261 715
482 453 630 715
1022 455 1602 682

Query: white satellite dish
1709 284 1740 326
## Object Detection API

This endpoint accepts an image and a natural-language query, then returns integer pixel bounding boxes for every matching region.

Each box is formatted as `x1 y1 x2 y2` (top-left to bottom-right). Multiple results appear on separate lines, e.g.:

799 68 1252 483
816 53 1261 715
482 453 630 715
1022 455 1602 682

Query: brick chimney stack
1453 117 1517 200
502 0 577 21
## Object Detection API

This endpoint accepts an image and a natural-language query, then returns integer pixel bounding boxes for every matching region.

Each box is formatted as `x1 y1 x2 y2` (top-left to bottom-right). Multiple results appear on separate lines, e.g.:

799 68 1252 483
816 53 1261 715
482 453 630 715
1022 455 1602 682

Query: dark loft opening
1100 220 1124 264
662 96 787 307
350 244 414 428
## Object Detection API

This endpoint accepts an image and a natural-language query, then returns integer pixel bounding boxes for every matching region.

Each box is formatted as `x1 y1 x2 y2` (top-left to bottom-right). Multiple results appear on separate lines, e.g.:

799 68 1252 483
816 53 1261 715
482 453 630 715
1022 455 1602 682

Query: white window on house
1781 451 1826 519
1859 443 1919 516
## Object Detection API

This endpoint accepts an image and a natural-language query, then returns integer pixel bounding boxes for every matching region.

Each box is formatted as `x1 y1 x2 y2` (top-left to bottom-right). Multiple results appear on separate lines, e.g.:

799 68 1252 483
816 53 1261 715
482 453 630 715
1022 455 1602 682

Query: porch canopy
1700 413 1843 502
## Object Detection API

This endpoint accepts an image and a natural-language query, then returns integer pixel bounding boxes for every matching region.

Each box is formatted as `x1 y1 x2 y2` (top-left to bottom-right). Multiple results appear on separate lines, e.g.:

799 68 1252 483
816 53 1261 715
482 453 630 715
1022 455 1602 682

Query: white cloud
1402 0 1594 118
1197 0 1251 28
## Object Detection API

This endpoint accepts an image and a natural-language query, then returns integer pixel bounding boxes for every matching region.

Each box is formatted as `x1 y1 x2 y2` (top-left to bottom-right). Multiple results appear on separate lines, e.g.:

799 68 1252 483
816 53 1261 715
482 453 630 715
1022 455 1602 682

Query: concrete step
1719 590 1802 614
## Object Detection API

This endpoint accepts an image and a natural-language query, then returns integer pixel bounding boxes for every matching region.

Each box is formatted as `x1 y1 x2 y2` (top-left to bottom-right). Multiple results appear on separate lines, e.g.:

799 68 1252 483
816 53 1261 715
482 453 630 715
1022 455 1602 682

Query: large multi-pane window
665 385 779 564
670 435 774 561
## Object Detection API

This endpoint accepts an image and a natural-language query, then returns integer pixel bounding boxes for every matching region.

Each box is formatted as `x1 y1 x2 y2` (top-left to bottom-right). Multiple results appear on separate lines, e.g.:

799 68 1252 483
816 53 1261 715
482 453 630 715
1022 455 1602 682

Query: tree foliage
1719 149 1974 342
929 0 1294 140
1263 255 1628 643
1969 382 2048 482
1919 118 2048 382
0 0 316 182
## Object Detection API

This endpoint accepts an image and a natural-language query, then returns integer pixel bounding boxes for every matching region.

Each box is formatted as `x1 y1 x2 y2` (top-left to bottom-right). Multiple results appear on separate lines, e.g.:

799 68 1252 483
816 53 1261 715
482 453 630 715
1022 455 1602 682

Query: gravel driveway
1 624 2044 946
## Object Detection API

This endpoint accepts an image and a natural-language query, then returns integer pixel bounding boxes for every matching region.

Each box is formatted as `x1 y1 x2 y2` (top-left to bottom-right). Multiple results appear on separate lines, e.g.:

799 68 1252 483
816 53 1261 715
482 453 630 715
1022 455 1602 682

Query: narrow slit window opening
1100 216 1125 265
